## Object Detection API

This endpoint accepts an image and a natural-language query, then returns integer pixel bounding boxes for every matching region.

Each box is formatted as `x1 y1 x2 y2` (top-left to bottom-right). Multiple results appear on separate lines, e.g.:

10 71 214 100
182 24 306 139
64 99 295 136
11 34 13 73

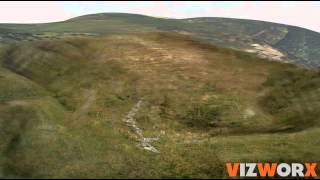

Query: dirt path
123 99 160 153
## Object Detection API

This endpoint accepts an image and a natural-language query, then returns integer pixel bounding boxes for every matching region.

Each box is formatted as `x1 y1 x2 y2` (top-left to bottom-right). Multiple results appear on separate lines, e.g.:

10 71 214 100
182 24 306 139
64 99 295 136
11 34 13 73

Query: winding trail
123 99 160 153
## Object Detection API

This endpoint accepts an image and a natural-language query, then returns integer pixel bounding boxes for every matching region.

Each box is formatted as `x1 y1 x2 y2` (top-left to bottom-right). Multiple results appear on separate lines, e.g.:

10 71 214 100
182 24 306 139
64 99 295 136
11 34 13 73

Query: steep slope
0 13 319 67
180 17 320 67
0 33 319 178
274 26 320 67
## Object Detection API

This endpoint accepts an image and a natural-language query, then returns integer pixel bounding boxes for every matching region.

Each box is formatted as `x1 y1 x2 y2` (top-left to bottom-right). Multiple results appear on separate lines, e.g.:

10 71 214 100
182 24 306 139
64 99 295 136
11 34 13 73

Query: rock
123 99 160 153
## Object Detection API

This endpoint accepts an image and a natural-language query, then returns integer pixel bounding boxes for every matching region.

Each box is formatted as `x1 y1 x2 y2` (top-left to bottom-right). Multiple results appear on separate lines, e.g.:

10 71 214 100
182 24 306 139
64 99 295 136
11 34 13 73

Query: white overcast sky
0 1 319 32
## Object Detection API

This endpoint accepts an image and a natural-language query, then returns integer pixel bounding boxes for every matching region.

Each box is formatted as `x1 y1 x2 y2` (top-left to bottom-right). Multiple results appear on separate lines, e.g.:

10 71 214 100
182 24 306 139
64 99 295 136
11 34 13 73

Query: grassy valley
0 31 319 178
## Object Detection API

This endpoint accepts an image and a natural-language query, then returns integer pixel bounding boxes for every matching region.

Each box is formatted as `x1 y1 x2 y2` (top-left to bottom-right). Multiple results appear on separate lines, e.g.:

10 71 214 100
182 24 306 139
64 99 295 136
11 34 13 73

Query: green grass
259 67 320 131
0 32 319 178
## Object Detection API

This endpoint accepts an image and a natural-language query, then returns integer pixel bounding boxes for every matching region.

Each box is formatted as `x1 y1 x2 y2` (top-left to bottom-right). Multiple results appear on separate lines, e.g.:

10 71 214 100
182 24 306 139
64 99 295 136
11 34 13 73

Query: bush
259 67 320 130
182 102 221 129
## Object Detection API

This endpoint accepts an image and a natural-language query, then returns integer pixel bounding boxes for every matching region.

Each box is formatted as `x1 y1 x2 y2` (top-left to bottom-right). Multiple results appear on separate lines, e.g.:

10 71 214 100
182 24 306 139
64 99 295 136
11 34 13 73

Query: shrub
182 102 221 129
259 67 320 130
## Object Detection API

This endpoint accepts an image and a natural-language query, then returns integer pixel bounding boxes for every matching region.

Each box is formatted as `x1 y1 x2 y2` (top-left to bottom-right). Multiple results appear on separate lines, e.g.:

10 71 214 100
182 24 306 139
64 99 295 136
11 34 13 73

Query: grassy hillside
0 32 319 178
0 13 320 68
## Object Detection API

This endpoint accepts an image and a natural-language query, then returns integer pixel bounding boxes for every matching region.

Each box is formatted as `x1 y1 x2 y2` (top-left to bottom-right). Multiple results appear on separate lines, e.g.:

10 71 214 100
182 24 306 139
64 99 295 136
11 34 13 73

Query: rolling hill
0 14 319 178
0 13 320 68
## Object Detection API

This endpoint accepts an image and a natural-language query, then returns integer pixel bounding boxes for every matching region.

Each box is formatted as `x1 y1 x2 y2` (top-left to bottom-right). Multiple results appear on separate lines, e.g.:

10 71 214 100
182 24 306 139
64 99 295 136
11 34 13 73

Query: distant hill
0 13 319 68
